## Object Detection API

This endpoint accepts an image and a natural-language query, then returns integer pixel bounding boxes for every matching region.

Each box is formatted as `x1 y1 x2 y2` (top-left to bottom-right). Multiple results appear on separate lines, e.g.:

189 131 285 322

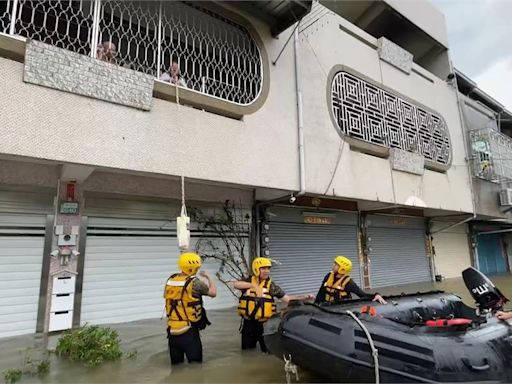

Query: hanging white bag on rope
177 205 190 250
177 176 190 250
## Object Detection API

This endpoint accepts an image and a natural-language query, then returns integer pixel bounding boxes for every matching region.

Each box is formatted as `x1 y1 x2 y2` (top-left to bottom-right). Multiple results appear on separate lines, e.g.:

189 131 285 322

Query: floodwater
2 274 512 383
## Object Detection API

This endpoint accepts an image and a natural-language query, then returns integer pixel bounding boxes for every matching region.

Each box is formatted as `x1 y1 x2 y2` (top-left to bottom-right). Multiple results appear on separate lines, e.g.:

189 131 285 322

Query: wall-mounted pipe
431 214 474 234
478 228 512 236
294 24 306 197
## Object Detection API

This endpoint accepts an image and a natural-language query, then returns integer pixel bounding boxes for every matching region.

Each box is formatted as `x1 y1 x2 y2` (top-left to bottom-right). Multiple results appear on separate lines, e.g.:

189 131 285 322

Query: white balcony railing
470 128 512 182
0 0 263 106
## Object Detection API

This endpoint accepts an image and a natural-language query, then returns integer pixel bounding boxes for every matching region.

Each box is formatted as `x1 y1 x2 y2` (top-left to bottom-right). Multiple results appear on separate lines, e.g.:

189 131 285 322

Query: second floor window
8 0 263 105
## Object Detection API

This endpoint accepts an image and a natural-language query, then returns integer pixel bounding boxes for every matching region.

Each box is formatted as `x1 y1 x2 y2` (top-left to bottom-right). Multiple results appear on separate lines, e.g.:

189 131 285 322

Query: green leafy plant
3 368 22 384
55 325 123 367
36 359 50 377
191 200 252 297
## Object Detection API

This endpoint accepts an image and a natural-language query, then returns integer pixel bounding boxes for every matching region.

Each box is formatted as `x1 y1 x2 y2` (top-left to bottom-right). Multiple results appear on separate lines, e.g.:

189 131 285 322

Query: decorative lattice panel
331 71 451 166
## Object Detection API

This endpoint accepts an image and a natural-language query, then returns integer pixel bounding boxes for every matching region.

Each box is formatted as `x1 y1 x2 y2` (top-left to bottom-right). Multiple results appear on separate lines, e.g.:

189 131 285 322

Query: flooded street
2 274 512 383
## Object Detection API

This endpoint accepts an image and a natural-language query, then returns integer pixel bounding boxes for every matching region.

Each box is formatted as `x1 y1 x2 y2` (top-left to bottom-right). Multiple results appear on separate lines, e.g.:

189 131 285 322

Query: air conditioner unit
499 189 512 206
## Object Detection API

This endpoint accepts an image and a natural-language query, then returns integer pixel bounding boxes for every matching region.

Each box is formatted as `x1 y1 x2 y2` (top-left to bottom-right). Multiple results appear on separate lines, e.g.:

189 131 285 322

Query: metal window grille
6 0 263 106
98 1 159 74
470 128 512 182
0 0 13 34
331 71 452 166
13 0 95 56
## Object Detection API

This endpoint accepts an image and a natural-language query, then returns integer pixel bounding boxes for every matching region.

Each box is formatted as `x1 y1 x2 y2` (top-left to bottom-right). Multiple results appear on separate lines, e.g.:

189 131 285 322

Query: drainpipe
451 68 477 222
450 63 479 268
253 22 306 258
294 24 306 197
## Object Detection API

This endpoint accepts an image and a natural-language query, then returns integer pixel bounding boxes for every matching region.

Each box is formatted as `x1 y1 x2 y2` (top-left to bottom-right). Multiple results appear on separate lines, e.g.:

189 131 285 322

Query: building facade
456 70 512 277
0 0 481 338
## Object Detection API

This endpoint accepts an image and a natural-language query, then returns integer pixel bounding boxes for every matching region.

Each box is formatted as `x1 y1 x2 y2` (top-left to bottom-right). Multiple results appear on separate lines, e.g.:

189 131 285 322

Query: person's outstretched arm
346 280 387 304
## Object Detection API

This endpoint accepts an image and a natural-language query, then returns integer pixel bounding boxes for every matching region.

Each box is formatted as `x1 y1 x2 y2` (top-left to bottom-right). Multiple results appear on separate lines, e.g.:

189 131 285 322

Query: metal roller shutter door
477 233 507 275
81 217 236 326
368 226 431 288
0 214 46 338
266 222 360 295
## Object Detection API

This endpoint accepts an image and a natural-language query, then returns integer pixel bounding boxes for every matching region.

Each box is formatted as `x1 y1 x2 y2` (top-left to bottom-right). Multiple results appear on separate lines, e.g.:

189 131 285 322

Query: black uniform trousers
167 326 203 365
241 318 267 352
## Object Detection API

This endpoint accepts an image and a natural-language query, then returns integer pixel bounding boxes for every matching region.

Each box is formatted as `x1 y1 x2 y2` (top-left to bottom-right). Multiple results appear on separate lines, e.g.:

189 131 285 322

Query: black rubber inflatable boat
264 268 512 383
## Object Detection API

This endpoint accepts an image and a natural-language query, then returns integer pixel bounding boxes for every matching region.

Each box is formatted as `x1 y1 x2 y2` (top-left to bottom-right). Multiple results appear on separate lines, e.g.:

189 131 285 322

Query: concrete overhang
227 1 313 37
319 0 447 69
455 68 512 130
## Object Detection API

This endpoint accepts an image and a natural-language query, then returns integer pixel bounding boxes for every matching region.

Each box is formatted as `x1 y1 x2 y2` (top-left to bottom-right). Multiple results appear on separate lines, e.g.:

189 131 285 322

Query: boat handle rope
346 310 380 384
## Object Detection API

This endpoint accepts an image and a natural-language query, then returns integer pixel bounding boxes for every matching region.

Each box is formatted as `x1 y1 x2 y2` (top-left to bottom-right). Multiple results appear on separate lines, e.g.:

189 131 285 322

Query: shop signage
60 202 79 215
304 216 333 225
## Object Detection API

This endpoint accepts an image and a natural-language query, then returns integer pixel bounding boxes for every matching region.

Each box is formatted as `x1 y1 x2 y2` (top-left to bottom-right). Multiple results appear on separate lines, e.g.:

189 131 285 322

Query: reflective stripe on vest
238 276 276 322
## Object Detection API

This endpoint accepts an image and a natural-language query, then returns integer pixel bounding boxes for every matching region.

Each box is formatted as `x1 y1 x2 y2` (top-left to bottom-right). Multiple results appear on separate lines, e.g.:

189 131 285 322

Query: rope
346 310 379 384
181 175 187 217
175 82 180 111
175 82 189 250
175 82 186 215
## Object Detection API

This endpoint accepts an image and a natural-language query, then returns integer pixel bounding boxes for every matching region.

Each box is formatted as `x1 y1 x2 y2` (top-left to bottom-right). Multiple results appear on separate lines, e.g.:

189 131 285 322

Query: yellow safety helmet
334 255 352 275
252 257 272 276
178 252 202 276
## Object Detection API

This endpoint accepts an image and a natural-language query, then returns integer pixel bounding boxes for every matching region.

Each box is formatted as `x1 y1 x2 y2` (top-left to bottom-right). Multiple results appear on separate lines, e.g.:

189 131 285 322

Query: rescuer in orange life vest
234 257 314 353
164 252 216 365
315 255 387 305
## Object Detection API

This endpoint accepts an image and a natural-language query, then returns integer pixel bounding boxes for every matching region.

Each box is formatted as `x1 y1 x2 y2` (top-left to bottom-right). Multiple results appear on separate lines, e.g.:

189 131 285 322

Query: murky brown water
2 274 512 383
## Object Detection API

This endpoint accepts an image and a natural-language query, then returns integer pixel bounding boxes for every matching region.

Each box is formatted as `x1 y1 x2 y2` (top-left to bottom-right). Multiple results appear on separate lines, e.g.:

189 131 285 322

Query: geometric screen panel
331 71 451 166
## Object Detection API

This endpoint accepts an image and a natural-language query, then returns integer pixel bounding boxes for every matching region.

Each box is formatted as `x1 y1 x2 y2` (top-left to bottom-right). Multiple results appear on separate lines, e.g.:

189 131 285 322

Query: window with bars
0 1 12 33
331 71 452 167
470 128 512 183
5 0 263 106
14 0 95 56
